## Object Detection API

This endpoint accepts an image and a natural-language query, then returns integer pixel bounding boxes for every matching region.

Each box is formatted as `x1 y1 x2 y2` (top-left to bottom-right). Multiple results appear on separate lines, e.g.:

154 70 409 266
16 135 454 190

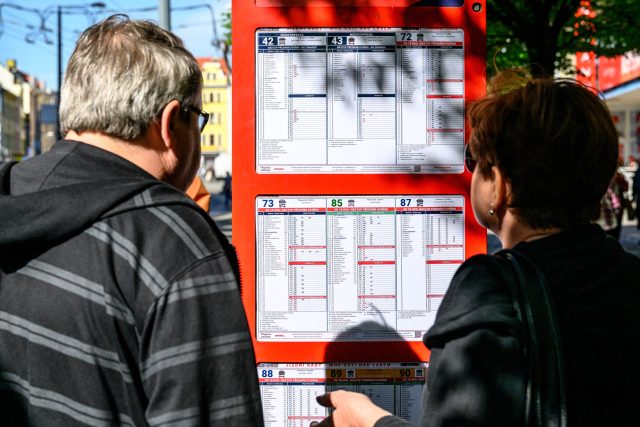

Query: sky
0 0 230 90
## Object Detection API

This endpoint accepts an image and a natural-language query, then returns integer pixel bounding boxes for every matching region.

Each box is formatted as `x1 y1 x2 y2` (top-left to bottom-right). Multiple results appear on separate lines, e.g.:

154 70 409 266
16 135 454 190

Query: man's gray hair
60 15 201 141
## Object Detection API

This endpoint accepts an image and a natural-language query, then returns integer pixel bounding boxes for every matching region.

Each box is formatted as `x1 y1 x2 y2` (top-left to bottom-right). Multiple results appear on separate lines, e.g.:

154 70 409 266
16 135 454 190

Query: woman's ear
490 165 510 211
159 100 181 149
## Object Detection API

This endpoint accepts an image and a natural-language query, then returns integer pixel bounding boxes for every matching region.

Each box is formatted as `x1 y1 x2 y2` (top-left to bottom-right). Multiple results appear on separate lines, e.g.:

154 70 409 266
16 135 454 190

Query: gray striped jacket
0 141 263 426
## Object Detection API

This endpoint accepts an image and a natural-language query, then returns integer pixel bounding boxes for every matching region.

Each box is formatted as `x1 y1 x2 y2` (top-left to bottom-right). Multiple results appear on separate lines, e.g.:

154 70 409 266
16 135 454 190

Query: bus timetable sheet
259 362 427 427
256 28 465 174
256 196 464 341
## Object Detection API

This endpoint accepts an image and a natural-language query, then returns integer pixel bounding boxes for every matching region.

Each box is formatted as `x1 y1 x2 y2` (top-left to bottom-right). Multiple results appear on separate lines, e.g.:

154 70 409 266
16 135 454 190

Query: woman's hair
60 15 201 141
468 68 619 229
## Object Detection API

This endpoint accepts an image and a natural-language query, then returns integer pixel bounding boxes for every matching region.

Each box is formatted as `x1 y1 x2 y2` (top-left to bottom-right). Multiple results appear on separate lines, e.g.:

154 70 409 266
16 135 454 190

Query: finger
310 413 334 427
315 393 334 408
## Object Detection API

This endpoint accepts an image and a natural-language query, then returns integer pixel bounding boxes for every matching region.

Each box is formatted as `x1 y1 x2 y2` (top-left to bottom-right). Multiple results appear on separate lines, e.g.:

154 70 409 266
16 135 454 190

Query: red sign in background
577 51 640 92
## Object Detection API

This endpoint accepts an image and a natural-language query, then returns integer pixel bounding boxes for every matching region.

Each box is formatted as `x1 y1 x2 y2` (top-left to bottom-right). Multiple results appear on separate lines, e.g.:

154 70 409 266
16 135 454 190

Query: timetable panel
256 195 464 341
256 28 465 174
259 362 427 427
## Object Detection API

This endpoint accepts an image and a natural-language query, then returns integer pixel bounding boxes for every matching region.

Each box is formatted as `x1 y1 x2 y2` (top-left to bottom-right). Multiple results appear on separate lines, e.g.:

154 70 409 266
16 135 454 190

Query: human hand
310 390 391 427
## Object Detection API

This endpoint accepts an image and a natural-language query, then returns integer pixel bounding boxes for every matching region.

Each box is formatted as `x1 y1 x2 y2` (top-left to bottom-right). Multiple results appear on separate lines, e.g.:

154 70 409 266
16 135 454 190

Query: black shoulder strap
494 249 567 427
0 161 18 195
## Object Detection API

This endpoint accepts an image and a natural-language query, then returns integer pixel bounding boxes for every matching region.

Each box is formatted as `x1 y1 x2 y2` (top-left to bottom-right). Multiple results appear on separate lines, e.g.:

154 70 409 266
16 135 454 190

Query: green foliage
222 10 232 48
488 0 640 76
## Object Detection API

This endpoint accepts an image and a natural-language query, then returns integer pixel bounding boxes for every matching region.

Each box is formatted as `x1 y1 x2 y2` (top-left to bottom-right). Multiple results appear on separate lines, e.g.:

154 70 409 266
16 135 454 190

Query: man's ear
159 100 181 149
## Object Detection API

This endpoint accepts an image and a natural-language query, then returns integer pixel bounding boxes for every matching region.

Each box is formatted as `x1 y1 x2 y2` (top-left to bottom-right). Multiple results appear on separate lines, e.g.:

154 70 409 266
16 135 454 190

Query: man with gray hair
0 15 263 426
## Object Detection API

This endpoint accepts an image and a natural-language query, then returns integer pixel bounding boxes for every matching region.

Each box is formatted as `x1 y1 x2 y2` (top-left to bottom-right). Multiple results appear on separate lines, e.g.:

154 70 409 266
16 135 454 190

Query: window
216 93 221 103
218 134 222 146
209 134 215 146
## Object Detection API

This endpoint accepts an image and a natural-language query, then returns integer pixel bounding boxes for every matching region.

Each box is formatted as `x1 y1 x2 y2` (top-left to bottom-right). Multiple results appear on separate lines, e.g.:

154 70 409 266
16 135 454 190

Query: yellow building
197 57 231 180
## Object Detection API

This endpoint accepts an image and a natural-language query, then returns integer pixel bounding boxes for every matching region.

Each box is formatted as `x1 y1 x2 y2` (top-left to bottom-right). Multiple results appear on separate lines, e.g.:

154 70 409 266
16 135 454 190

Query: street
205 179 232 240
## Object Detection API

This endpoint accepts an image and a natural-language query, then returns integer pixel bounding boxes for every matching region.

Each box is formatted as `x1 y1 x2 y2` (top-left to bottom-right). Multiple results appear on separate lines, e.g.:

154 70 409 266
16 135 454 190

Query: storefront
577 52 640 166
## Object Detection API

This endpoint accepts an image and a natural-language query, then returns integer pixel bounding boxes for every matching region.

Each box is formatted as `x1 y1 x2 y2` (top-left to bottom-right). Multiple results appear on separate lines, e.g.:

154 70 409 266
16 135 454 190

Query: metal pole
158 0 171 30
56 5 62 142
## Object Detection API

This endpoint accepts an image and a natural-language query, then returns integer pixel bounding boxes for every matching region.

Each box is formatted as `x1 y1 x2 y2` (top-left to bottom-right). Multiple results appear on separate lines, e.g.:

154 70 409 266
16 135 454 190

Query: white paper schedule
259 362 427 427
256 196 464 341
256 28 465 174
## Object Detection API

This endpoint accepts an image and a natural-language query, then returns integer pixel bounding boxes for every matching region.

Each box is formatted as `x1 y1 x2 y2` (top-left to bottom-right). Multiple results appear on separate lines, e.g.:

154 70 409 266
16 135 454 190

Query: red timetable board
232 0 486 369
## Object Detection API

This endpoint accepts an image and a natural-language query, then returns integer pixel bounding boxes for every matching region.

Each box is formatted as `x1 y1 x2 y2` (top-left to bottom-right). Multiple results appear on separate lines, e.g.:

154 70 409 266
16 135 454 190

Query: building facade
197 57 232 180
0 60 56 160
0 63 23 160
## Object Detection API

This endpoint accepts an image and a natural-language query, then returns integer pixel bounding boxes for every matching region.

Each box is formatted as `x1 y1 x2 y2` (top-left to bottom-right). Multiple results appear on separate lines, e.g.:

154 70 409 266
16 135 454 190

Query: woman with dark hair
311 70 640 427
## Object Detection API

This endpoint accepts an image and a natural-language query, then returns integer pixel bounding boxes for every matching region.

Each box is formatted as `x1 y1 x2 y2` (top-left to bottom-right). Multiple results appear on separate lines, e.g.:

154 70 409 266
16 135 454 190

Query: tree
221 9 232 70
488 0 640 76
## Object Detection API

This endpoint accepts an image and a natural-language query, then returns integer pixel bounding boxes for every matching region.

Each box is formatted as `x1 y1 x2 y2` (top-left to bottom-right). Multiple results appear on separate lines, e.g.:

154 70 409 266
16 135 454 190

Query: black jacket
377 224 640 426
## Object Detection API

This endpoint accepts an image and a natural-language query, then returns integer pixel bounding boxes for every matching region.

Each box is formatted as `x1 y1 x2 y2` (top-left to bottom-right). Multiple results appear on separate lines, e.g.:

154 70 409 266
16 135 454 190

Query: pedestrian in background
598 169 626 240
186 175 212 212
634 164 640 230
311 69 640 426
0 15 262 426
223 171 232 207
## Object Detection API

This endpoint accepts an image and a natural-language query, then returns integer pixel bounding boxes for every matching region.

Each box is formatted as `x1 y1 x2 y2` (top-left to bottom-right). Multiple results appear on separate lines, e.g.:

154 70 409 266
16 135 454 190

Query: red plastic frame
232 0 486 364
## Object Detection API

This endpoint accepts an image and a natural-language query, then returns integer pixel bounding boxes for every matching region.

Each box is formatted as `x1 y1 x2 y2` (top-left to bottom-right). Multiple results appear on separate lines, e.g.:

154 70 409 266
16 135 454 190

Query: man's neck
65 130 166 182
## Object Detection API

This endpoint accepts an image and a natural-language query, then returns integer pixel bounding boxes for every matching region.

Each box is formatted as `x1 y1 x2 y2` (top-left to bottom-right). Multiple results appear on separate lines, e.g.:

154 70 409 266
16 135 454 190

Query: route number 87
400 198 412 206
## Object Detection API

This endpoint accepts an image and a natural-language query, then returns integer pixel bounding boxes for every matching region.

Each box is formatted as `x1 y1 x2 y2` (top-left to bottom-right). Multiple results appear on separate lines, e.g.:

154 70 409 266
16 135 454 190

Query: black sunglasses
182 105 210 132
465 144 477 173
